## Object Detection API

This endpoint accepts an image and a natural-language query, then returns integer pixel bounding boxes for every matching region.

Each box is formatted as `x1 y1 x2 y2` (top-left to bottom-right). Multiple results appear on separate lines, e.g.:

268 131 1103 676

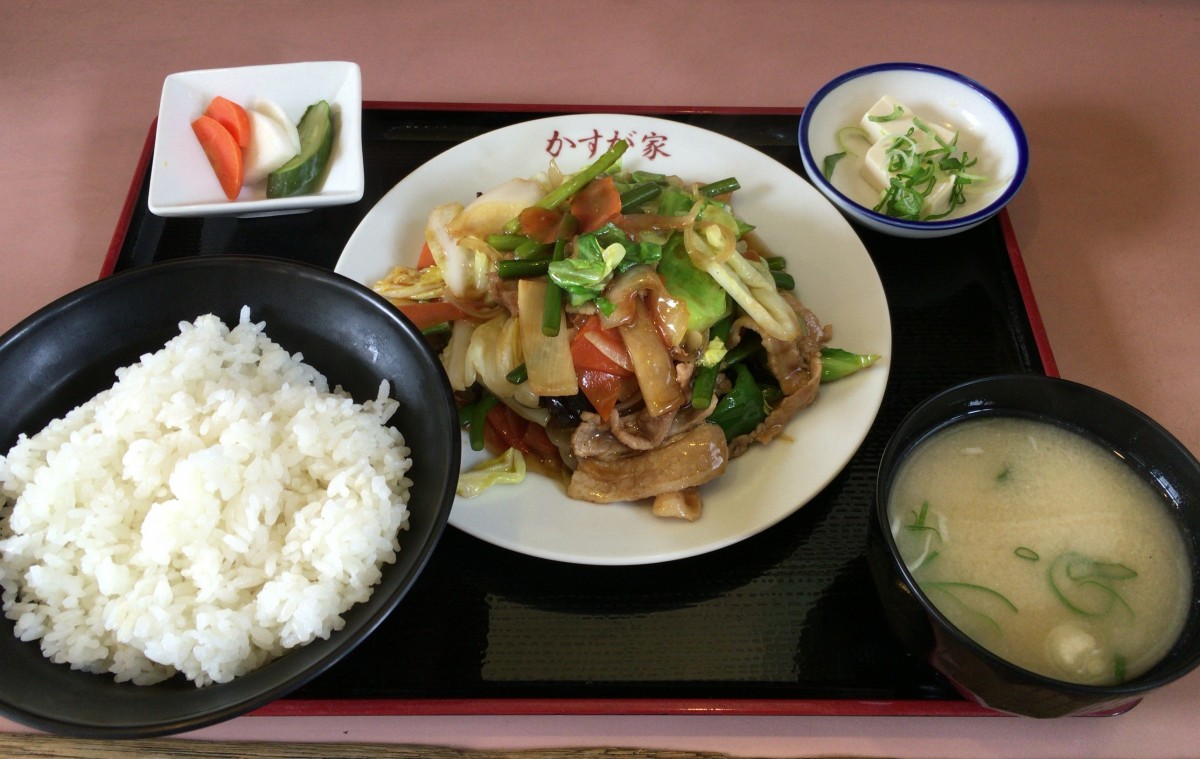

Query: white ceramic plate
148 61 364 217
336 113 891 565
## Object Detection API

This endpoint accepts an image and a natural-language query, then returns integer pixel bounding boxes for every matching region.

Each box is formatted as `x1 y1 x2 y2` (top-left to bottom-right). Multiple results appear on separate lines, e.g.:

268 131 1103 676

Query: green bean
503 139 630 233
619 182 662 212
514 239 553 260
486 234 529 252
690 315 733 409
723 337 762 366
468 393 499 451
538 139 629 210
771 270 795 291
699 177 740 197
497 259 550 279
691 365 718 409
542 238 568 336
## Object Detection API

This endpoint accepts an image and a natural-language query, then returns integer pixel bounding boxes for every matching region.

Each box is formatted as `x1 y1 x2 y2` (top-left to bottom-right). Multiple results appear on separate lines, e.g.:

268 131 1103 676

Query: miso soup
888 416 1192 685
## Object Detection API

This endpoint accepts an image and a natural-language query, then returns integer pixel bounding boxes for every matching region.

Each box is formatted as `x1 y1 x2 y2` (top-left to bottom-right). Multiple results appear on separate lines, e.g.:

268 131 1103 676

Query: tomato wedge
485 404 560 466
416 241 436 269
578 369 631 421
570 315 633 376
570 175 622 233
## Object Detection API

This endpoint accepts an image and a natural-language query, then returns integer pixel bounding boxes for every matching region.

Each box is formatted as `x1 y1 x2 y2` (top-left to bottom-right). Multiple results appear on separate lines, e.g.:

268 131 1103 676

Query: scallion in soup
888 416 1192 685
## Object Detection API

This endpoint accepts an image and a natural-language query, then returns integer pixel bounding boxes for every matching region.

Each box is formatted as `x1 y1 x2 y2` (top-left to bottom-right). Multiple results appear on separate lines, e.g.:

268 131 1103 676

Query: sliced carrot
203 96 251 148
396 300 470 330
570 175 622 233
417 241 436 268
191 115 243 200
518 206 564 244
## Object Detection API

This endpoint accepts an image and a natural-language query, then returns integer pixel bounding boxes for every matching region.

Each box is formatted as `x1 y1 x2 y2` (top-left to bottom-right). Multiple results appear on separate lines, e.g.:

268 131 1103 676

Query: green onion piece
822 151 847 180
866 121 986 221
913 500 931 527
915 550 940 571
699 177 740 197
486 234 529 252
1048 553 1137 618
421 322 452 336
505 363 528 384
836 125 871 155
766 256 787 271
497 259 550 279
923 581 1019 614
906 500 944 540
1070 560 1138 582
1014 546 1040 561
868 104 905 123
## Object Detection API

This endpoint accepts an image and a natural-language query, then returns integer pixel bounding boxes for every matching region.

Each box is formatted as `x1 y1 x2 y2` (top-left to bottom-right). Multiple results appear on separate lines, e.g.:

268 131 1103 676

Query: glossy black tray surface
109 106 1048 715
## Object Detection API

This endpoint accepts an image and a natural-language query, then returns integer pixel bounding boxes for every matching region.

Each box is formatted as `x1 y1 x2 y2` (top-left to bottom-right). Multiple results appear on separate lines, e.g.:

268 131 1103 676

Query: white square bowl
147 61 363 217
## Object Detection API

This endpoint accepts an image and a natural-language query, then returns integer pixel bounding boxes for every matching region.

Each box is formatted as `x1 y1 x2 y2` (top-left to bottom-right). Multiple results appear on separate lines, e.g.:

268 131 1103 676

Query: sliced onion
466 315 524 400
616 210 699 236
617 299 684 417
682 201 737 267
601 265 690 347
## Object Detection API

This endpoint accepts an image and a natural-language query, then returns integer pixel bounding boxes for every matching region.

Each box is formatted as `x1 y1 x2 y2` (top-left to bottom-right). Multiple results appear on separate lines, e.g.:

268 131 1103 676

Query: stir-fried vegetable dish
375 139 879 520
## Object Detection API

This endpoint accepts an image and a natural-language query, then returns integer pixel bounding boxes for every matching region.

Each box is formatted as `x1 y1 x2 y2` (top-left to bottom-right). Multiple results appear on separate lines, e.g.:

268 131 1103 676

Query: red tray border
104 102 1058 719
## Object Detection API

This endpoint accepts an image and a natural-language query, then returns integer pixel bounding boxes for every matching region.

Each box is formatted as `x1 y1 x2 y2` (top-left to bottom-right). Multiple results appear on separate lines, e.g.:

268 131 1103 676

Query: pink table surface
2 1 1199 756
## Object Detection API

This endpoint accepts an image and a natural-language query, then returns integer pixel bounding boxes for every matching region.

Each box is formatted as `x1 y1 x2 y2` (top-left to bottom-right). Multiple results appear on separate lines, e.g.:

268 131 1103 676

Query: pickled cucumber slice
267 100 334 198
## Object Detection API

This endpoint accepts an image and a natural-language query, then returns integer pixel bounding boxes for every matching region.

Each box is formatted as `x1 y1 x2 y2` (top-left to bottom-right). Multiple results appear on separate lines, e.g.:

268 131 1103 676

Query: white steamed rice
0 308 412 686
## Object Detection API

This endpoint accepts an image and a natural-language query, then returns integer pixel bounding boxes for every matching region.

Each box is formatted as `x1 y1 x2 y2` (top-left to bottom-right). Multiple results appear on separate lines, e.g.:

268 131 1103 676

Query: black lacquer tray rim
100 102 1061 719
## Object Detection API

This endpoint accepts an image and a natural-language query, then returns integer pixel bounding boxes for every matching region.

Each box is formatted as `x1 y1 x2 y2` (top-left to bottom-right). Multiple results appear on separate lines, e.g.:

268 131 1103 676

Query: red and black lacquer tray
104 104 1055 718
